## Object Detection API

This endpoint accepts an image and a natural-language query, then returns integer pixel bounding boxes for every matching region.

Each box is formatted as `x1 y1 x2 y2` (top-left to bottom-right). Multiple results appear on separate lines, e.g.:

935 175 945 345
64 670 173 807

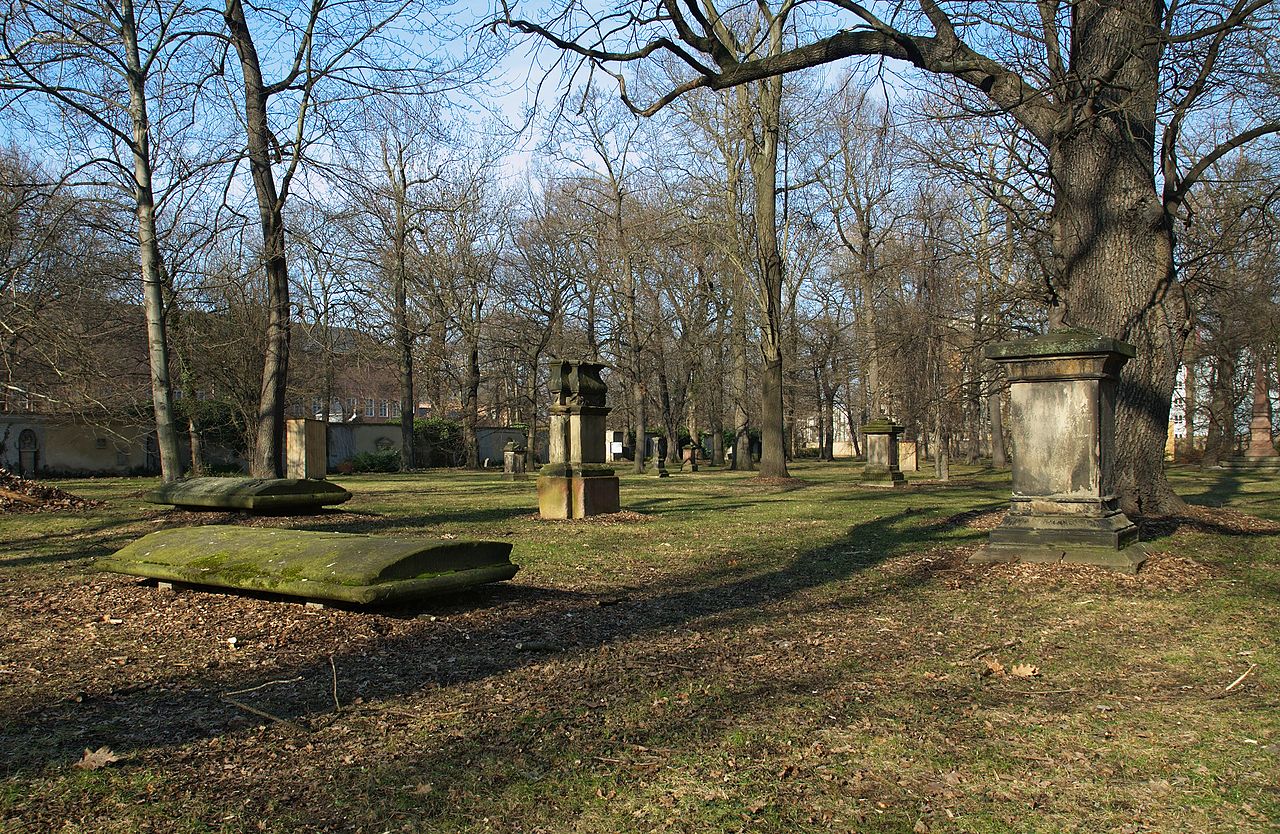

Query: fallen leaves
73 746 122 770
0 469 103 513
980 657 1042 678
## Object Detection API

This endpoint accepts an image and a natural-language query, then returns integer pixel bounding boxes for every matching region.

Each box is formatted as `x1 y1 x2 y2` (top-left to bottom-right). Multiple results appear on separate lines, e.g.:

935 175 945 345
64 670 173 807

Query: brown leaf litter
0 469 103 513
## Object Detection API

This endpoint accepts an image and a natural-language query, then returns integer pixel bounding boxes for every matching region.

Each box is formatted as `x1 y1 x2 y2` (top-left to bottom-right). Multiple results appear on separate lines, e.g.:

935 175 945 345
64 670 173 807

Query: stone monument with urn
537 360 621 519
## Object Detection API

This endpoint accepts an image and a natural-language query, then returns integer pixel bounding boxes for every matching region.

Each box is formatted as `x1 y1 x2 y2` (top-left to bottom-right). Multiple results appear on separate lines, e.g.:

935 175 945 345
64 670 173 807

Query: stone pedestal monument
537 361 621 519
975 329 1146 573
286 418 327 479
860 418 907 488
1222 357 1279 471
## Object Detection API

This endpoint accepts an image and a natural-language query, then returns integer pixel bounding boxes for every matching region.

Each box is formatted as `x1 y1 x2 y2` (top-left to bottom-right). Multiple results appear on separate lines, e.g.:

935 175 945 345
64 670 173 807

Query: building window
390 400 401 416
365 398 375 417
311 397 321 416
346 398 356 417
379 400 389 418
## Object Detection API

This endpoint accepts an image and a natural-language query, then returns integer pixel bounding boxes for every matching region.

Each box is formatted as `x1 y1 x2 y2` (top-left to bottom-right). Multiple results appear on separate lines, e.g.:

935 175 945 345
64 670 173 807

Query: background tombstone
537 360 620 519
860 418 907 488
503 441 528 481
1222 356 1279 471
647 435 670 477
976 328 1146 572
899 440 920 472
682 444 699 472
286 418 327 479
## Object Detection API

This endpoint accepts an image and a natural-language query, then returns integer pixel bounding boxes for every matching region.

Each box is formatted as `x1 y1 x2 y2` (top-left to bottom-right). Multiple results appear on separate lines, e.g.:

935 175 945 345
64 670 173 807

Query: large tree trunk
1049 4 1186 516
225 0 290 478
749 74 788 480
121 0 181 483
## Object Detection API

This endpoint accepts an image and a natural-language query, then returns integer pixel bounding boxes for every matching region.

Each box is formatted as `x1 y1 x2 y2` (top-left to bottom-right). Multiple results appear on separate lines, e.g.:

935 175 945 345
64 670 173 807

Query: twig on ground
1209 664 1257 699
967 637 1019 660
223 676 303 698
329 655 341 712
221 696 307 732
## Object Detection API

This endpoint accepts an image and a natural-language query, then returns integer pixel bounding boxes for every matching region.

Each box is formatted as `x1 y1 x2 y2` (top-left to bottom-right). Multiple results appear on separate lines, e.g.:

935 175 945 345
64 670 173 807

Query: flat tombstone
98 526 518 605
146 476 351 513
538 360 620 518
975 328 1146 572
287 418 327 480
860 419 907 488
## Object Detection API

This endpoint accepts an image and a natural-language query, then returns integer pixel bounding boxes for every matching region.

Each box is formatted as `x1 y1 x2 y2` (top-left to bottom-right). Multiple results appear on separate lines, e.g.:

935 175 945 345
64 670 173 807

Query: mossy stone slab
145 477 352 512
98 526 518 605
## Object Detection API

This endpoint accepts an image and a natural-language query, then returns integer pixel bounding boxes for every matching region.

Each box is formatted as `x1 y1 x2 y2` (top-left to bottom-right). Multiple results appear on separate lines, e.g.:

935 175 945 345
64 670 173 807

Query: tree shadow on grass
0 508 991 775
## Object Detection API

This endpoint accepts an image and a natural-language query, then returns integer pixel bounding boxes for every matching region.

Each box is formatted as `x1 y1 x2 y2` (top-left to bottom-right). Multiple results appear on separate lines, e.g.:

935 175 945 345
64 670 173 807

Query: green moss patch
97 526 517 604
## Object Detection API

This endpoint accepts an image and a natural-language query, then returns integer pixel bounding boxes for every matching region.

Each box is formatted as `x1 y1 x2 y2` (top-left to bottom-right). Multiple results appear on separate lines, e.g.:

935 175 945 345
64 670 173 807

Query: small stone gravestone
503 441 528 481
899 440 920 471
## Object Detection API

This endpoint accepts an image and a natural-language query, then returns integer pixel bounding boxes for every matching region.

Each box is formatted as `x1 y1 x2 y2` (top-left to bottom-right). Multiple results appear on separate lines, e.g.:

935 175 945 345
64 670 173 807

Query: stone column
646 435 670 477
975 328 1146 573
286 418 327 480
860 418 907 488
537 361 621 519
1245 356 1277 459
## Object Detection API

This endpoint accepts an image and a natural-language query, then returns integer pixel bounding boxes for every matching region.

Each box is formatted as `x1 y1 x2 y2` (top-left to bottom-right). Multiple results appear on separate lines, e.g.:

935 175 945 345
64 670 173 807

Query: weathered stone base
974 510 1146 573
502 472 530 481
1219 457 1280 472
861 466 907 489
537 474 621 519
646 465 671 478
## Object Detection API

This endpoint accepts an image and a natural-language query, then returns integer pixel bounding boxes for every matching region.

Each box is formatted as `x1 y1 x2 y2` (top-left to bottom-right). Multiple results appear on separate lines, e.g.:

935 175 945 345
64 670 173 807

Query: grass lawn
1 461 1277 833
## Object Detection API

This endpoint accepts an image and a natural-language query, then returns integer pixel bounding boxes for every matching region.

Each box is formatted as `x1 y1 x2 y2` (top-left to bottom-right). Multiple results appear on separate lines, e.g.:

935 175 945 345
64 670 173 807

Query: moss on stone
984 327 1136 361
97 526 517 604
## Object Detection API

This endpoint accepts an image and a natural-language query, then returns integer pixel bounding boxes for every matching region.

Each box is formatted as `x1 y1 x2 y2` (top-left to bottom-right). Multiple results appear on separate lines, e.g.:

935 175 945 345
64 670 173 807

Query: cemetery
3 0 1280 831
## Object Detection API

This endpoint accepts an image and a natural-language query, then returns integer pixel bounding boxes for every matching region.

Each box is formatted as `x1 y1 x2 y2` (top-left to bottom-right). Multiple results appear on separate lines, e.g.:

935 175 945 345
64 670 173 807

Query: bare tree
502 0 1280 513
0 0 220 480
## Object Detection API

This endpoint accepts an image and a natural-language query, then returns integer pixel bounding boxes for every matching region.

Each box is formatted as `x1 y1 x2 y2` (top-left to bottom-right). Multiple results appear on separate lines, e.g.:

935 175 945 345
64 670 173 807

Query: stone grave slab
146 477 352 512
98 526 518 605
